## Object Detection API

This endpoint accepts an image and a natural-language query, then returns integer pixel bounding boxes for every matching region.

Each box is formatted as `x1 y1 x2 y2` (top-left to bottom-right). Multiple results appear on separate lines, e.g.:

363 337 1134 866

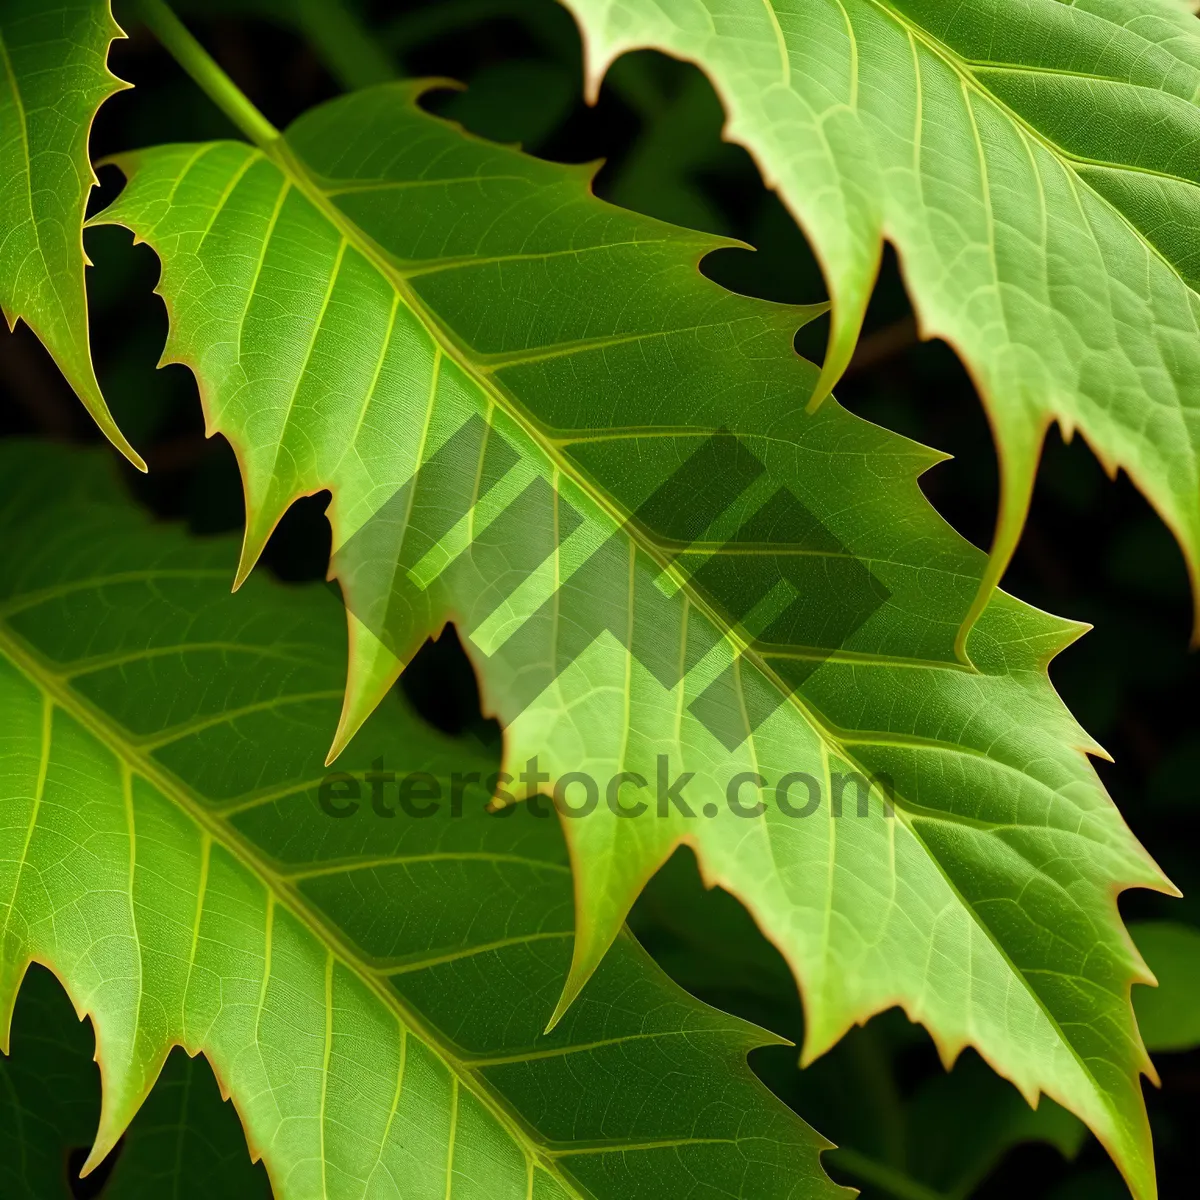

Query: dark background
1 1 1196 1196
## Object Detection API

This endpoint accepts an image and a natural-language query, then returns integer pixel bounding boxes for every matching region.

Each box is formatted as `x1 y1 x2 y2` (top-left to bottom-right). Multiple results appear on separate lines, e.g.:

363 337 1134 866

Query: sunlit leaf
0 0 141 467
562 0 1200 643
0 440 841 1200
94 79 1171 1198
0 963 270 1199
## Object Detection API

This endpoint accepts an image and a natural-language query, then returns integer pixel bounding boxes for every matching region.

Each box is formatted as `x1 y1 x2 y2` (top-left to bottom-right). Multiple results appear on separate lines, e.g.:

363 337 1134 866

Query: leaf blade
93 83 1171 1198
1130 920 1200 1053
0 440 842 1200
561 0 1200 643
0 964 271 1199
0 0 142 468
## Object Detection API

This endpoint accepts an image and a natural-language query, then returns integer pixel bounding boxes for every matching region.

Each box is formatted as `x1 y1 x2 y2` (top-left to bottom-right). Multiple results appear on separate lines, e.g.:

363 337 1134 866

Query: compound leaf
0 441 842 1200
0 0 141 467
561 0 1200 641
94 79 1173 1198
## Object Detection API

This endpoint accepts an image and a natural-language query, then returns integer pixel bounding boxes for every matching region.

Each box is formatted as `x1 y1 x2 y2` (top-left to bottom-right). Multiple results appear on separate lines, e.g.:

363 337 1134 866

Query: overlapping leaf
0 442 841 1200
562 0 1200 641
95 81 1173 1197
0 0 141 467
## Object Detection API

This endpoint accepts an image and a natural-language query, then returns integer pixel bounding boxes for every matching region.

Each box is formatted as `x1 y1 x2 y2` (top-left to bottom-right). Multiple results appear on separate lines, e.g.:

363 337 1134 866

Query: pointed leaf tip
0 0 138 470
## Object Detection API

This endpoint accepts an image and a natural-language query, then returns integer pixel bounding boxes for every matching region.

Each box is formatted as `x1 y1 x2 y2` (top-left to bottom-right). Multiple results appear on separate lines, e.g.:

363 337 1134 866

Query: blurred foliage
1130 923 1200 1054
1 1 1197 1197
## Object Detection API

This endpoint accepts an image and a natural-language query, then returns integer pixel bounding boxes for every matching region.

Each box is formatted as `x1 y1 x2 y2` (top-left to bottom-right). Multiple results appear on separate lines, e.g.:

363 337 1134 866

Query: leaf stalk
132 0 280 151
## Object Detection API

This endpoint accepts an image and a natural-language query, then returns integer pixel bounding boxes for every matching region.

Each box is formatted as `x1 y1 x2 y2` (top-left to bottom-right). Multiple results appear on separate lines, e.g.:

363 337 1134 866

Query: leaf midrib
0 614 593 1199
110 87 1125 1167
259 126 989 808
258 114 1125 1134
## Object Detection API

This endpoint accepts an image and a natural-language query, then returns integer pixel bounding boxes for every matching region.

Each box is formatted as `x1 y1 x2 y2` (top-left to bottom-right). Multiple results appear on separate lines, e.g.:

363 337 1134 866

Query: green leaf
0 0 142 468
94 74 1172 1197
561 0 1200 645
0 440 841 1200
819 1062 1085 1200
1130 920 1200 1052
1 963 271 1199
